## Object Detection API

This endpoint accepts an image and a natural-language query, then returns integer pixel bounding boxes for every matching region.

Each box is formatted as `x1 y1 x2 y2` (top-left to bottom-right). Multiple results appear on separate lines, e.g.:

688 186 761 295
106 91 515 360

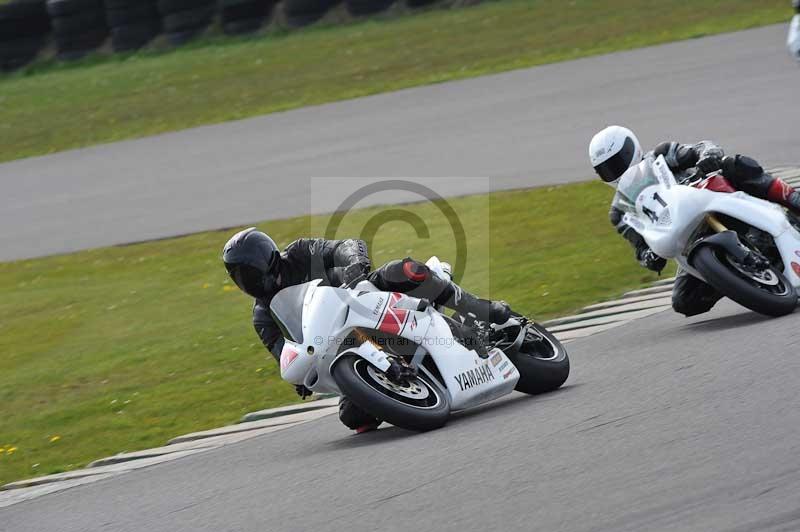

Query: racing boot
445 287 512 325
766 178 800 215
339 397 382 433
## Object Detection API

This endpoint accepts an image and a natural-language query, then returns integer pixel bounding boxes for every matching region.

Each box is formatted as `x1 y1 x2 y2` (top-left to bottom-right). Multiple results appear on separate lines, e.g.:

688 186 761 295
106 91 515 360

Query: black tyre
346 0 394 16
221 18 264 35
110 22 159 51
1 0 48 20
220 0 273 22
284 11 323 27
156 0 203 15
506 323 570 395
46 0 101 17
162 4 214 33
104 0 154 9
104 0 137 9
106 4 159 27
283 0 335 27
0 1 50 39
692 245 797 317
164 27 204 45
54 27 106 58
51 9 105 34
332 355 450 432
0 35 44 71
406 0 436 7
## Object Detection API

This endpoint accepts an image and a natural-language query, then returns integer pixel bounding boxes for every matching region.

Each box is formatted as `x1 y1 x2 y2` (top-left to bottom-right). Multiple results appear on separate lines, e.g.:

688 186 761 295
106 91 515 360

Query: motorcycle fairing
277 280 519 410
621 156 800 288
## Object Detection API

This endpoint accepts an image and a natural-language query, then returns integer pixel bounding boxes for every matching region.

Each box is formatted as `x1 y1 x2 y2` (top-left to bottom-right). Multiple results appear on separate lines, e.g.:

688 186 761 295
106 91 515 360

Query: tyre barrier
104 0 160 52
2 0 460 71
345 0 394 17
283 0 339 28
157 0 216 46
406 0 437 7
46 0 107 60
0 0 50 71
220 0 275 36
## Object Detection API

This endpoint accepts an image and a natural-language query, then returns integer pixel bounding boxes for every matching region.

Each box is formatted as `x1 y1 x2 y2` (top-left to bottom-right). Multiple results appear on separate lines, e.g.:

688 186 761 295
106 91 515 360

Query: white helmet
589 126 643 186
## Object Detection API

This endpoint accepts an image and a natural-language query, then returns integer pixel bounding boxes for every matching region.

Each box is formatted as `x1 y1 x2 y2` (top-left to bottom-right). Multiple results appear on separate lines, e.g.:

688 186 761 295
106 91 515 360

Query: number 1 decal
653 192 668 208
642 206 659 223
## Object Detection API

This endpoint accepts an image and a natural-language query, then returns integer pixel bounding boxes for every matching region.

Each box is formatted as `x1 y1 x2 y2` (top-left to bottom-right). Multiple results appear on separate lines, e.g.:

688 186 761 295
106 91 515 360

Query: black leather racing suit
609 141 784 317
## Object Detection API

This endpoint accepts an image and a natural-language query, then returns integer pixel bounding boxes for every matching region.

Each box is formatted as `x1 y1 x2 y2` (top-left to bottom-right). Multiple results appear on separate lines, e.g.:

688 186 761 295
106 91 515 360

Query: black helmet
222 228 281 299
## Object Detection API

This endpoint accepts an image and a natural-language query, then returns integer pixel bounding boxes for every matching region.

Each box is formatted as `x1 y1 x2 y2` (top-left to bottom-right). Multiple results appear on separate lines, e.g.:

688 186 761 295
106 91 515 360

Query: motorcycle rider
222 228 511 432
589 125 800 317
789 0 800 60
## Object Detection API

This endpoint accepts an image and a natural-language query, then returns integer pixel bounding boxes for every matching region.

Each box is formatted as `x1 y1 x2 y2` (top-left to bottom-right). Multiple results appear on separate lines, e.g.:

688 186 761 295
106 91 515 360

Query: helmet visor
227 263 275 299
594 137 637 183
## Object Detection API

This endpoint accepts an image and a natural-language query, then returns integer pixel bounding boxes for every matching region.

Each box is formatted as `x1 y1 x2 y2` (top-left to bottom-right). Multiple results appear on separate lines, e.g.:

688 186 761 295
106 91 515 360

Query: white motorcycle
270 258 569 432
619 154 799 317
789 9 800 61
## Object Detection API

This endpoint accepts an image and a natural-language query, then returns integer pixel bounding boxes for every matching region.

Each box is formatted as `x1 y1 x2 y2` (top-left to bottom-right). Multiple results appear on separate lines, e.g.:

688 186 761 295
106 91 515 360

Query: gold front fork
354 328 383 351
705 214 729 233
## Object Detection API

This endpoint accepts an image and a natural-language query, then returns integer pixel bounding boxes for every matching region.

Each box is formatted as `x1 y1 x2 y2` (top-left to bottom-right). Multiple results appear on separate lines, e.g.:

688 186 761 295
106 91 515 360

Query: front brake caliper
385 357 418 386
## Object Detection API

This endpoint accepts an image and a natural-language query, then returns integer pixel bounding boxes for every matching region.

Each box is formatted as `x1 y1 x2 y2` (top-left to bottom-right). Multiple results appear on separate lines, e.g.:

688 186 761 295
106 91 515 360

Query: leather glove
637 248 667 273
295 384 313 400
695 155 723 176
489 300 512 324
341 262 369 286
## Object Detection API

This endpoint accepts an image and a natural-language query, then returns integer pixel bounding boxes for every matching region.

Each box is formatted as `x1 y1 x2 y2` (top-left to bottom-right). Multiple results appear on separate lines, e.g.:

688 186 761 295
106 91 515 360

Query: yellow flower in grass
49 435 61 443
6 447 17 455
223 285 237 292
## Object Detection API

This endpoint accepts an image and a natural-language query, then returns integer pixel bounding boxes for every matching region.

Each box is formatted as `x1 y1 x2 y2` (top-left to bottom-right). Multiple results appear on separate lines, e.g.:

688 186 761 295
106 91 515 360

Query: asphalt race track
1 24 798 261
3 300 800 532
3 23 800 532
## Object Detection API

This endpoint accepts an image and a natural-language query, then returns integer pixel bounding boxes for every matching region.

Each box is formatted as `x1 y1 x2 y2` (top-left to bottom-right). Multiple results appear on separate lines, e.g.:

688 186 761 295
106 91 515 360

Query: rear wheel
505 323 570 395
692 245 796 317
331 355 450 432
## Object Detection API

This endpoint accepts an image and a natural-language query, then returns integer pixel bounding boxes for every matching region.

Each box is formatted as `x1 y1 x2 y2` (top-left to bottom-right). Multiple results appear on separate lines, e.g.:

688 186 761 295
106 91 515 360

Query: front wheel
331 355 450 432
506 323 570 395
692 245 797 317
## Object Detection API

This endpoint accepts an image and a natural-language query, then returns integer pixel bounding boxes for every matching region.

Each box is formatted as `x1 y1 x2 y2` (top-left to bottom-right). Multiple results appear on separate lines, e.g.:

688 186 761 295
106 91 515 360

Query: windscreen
616 155 660 213
269 283 312 344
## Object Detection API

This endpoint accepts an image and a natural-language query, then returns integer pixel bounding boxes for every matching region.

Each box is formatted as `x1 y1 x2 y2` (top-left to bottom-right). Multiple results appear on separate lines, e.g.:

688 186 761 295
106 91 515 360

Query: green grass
0 0 790 162
0 180 675 485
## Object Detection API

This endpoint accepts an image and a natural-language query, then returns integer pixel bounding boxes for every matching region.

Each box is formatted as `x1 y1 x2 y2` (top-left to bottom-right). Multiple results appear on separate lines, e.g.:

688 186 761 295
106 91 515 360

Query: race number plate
636 186 670 225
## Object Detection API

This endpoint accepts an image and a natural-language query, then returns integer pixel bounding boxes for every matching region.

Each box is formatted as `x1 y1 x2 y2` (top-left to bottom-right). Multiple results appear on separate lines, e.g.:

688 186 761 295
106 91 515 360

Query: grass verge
0 180 675 485
0 0 790 162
